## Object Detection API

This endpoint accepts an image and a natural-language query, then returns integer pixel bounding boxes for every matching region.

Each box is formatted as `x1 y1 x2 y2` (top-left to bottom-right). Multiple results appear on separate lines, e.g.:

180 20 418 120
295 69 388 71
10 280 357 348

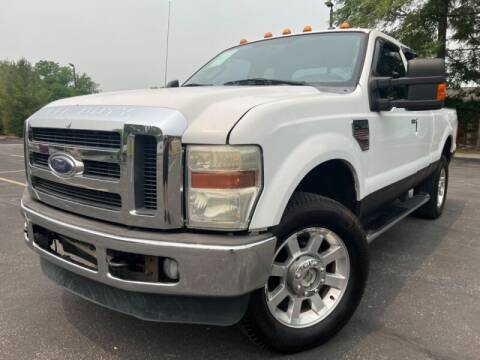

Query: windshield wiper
183 83 214 87
223 78 307 86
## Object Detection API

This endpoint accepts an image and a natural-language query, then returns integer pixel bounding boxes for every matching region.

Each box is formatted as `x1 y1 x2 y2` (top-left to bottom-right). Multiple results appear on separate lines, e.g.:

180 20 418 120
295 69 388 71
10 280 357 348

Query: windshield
184 32 367 88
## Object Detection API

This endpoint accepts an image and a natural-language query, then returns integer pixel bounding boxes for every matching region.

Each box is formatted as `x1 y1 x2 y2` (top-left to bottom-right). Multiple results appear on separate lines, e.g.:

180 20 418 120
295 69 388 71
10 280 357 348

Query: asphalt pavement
0 140 479 360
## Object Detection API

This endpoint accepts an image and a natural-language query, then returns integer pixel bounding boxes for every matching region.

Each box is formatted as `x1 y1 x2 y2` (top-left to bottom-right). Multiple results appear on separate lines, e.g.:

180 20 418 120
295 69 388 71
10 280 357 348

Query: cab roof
239 28 412 54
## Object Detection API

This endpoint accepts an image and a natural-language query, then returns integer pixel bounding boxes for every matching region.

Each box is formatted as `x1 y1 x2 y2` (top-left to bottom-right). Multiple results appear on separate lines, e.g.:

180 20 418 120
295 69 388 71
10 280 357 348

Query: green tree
334 0 479 87
334 0 480 146
0 59 99 136
0 59 46 136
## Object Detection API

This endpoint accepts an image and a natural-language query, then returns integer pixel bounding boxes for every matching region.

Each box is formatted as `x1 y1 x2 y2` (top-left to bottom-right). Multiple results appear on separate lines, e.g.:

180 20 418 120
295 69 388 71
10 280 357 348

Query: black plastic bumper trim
41 258 250 326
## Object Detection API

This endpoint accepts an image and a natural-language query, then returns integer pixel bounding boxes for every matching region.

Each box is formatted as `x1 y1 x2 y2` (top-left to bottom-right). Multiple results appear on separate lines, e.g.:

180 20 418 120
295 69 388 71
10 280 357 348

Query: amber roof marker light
340 20 351 29
282 28 292 35
303 25 313 32
239 38 248 45
264 32 273 38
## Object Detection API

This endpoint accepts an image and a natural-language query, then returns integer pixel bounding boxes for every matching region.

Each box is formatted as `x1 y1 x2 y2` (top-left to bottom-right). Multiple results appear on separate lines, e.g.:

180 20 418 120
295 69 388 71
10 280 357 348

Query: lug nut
295 272 301 279
320 278 325 283
304 291 309 297
296 285 301 291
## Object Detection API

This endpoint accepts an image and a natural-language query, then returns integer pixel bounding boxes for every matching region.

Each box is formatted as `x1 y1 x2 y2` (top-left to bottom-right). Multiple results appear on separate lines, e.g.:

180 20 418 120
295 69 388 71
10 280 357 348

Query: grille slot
135 136 158 210
33 177 121 210
84 160 121 179
31 128 121 149
31 152 50 168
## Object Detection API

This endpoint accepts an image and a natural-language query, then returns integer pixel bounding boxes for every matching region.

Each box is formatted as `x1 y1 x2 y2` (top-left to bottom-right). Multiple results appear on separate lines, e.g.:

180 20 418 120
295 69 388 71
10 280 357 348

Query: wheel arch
293 159 360 215
442 135 453 162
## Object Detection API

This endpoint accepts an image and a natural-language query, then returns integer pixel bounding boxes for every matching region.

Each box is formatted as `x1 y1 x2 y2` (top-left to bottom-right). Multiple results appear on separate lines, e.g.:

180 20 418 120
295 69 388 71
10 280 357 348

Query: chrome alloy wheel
437 167 447 208
265 228 350 328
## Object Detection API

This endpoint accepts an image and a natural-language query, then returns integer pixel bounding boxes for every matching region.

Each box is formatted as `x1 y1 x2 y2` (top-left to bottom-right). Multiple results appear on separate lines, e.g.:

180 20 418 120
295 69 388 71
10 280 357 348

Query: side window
374 40 406 78
373 39 407 99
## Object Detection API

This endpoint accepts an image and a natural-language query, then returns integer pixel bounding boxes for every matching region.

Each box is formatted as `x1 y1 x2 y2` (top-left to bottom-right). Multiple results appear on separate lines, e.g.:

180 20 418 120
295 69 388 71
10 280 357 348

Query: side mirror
166 80 180 88
370 58 446 111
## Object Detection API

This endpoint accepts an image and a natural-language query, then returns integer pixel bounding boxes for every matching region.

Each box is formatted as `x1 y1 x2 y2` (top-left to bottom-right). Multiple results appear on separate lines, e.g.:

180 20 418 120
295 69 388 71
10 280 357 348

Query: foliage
0 59 98 136
334 0 480 143
333 0 480 87
446 95 480 132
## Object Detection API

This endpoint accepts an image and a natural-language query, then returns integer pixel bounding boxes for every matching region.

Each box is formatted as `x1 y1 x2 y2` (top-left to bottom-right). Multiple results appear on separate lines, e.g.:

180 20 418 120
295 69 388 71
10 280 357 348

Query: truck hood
45 86 320 143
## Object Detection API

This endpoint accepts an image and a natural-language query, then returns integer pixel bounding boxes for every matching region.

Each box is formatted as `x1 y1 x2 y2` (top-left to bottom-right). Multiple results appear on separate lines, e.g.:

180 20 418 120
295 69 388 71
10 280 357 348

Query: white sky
0 0 329 91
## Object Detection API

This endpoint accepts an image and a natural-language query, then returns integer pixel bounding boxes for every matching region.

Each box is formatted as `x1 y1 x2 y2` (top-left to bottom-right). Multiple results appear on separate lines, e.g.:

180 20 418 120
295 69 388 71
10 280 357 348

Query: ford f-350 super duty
20 28 457 353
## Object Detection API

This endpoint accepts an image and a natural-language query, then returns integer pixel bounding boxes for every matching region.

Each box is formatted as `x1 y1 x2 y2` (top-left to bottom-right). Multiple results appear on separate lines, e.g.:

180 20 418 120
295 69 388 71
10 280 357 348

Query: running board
365 194 430 243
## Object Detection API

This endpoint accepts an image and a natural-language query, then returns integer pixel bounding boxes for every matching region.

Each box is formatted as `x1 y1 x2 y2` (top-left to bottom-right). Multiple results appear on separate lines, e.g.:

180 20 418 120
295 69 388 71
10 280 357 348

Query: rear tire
415 156 449 219
242 192 369 353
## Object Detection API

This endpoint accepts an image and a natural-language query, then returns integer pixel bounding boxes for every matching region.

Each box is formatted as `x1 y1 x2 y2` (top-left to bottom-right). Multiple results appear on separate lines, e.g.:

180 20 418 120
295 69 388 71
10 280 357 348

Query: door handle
411 118 418 133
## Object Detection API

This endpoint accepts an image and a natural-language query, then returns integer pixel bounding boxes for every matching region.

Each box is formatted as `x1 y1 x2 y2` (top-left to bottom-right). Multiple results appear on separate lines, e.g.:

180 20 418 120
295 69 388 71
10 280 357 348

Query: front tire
243 192 369 353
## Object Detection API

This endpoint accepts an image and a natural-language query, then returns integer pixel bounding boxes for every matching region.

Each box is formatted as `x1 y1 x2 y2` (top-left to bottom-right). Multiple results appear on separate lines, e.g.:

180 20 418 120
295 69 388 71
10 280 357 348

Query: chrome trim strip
29 142 120 163
23 201 273 251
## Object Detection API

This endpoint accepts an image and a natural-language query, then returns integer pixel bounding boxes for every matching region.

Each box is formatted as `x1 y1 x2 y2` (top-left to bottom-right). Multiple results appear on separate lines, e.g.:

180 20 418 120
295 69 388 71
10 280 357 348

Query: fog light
163 258 179 281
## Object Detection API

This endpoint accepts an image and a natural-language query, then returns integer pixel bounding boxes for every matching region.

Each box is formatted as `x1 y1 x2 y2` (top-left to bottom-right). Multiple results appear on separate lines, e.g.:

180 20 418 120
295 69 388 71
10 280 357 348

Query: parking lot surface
0 140 479 360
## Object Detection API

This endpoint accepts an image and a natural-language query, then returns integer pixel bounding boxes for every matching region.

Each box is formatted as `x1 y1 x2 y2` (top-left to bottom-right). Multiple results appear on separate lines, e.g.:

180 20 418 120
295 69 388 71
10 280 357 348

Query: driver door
367 38 431 196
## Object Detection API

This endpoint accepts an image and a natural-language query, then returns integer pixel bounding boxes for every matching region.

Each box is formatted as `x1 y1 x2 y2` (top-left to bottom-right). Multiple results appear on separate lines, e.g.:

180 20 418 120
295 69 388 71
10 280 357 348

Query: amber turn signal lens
191 171 258 189
437 83 447 101
239 38 248 45
282 28 292 35
303 25 313 32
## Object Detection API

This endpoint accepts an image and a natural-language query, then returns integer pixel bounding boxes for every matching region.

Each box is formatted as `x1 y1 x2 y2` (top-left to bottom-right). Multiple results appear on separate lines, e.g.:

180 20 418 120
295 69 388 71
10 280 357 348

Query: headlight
186 145 262 230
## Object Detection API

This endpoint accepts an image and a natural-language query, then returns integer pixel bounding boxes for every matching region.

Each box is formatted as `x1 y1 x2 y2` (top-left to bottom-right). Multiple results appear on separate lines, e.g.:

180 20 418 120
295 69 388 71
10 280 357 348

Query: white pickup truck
21 28 457 353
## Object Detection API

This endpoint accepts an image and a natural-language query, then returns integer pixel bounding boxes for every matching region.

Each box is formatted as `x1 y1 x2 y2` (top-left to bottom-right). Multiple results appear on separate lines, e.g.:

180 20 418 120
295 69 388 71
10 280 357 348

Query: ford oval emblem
48 153 83 178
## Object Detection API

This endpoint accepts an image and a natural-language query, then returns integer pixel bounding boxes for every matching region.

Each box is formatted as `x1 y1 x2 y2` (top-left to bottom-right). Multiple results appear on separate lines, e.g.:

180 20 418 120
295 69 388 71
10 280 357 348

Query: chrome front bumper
20 191 276 297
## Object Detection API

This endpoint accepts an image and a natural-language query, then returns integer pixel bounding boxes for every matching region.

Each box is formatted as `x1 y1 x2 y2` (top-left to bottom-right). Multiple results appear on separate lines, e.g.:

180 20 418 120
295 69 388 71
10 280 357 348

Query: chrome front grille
25 105 185 230
32 177 122 209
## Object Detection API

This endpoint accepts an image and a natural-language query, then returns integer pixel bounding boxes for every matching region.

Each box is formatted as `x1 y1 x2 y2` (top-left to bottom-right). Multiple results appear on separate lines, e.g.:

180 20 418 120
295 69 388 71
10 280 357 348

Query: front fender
227 88 368 230
249 132 365 230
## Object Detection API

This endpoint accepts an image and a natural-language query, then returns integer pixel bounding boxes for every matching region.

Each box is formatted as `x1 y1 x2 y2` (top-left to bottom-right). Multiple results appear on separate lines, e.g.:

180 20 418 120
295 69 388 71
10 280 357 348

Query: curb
455 154 480 161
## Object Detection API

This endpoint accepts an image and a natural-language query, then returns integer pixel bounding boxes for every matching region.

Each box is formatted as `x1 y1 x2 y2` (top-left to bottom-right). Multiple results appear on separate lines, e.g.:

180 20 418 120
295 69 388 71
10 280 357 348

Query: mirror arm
373 98 444 112
390 99 444 110
370 75 446 90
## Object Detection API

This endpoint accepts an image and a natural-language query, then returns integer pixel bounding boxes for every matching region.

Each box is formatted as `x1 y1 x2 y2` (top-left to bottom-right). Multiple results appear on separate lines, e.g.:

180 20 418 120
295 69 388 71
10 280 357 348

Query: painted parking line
0 177 26 187
0 170 24 174
0 154 24 158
